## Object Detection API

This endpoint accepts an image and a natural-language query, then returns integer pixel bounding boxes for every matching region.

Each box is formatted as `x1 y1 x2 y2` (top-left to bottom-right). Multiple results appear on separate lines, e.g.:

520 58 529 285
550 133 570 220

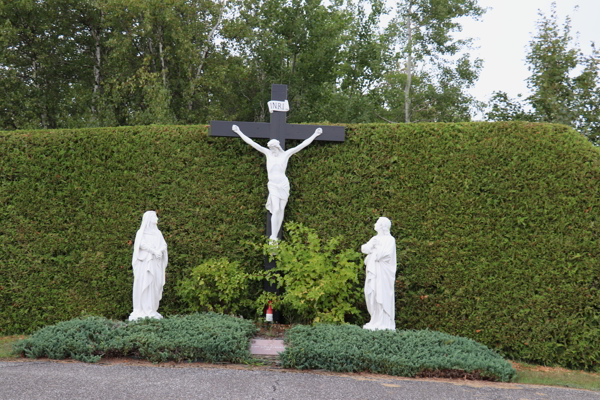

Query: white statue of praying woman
232 124 322 240
129 211 168 321
362 217 397 331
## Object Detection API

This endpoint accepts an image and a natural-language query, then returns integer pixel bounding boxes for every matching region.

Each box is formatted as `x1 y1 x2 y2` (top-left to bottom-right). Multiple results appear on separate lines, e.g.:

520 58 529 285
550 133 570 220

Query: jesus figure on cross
232 124 323 240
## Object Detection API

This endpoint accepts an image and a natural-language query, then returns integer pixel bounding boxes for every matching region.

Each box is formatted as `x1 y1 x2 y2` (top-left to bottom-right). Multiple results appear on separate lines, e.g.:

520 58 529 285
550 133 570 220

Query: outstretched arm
286 128 322 157
232 125 269 155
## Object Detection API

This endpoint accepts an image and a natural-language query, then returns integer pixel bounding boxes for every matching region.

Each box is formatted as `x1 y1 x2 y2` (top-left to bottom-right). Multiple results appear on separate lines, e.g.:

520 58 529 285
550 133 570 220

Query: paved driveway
1 360 598 400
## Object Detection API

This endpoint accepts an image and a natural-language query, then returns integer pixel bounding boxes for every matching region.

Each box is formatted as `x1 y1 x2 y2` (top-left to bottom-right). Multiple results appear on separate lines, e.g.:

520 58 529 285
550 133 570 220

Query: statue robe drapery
129 212 168 321
362 234 396 330
266 179 290 214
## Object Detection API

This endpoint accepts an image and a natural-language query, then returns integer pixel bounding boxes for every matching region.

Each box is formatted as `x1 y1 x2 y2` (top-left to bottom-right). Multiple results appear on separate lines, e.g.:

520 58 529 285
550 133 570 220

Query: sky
454 0 600 112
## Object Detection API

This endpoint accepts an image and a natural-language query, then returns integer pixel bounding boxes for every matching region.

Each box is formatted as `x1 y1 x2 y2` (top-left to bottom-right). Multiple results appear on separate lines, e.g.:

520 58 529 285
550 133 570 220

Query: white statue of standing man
362 217 396 331
232 124 322 240
129 211 168 321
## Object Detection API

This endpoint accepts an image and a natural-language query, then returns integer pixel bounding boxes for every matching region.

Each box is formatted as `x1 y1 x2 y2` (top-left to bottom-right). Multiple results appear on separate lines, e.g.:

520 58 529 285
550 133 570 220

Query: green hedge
0 125 267 333
280 324 516 381
1 122 598 370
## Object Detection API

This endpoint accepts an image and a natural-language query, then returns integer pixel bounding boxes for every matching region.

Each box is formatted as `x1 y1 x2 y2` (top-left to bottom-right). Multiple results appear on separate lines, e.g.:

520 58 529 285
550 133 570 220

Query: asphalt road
1 360 598 400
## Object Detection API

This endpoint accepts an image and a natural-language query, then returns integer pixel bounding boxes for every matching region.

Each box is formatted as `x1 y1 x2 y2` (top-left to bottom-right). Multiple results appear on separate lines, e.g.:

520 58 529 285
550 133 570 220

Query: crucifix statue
231 124 322 241
210 84 345 307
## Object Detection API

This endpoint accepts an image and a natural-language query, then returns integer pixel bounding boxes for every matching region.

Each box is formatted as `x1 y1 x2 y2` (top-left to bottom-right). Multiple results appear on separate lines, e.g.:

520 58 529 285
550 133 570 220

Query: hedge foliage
13 313 257 363
1 122 598 370
280 324 516 382
1 125 267 333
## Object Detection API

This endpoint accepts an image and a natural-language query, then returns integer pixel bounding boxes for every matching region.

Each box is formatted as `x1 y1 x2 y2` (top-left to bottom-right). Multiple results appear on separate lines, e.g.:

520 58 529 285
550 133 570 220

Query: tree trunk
91 24 102 114
292 52 297 74
158 26 167 88
188 1 225 111
32 58 48 128
404 15 412 123
147 37 157 71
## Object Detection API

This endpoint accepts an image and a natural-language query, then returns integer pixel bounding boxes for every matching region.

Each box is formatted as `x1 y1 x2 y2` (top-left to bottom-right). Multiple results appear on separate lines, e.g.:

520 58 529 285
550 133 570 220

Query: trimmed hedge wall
1 122 598 370
1 125 268 333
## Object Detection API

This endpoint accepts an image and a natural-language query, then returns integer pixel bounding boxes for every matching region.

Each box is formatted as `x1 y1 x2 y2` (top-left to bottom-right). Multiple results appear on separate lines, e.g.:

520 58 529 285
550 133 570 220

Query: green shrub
12 316 123 363
123 313 257 363
257 222 363 324
13 313 257 364
280 324 516 382
176 258 254 316
176 223 362 324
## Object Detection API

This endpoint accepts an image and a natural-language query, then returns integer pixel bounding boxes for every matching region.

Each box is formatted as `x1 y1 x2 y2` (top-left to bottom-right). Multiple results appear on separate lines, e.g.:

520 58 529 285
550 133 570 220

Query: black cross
210 84 344 151
210 84 345 318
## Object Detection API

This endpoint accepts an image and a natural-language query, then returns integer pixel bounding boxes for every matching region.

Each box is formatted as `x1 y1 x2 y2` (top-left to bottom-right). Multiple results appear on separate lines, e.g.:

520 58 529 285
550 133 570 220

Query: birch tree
385 0 484 122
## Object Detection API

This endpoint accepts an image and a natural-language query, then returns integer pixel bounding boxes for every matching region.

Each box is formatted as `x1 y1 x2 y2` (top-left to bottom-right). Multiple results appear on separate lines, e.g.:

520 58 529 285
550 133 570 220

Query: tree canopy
485 3 599 145
2 0 598 144
1 0 487 129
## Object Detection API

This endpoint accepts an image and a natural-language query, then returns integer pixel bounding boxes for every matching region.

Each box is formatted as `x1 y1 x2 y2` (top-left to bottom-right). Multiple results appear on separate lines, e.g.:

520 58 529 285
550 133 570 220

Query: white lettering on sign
268 100 289 113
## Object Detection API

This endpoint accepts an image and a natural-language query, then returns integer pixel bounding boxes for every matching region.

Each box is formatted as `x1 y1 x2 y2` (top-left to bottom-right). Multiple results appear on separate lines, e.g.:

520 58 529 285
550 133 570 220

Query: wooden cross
210 84 345 318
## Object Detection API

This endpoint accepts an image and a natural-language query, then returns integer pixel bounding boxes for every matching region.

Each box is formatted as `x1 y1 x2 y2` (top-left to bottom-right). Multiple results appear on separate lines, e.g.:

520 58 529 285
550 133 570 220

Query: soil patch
254 323 293 339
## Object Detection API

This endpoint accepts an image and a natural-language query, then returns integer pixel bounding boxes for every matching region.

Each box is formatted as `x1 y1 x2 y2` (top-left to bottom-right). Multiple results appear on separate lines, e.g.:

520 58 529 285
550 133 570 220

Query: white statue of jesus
232 124 322 240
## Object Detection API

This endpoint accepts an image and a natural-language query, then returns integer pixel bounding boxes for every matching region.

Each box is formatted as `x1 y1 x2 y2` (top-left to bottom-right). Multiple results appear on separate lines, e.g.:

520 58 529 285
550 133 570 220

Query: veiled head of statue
140 210 158 230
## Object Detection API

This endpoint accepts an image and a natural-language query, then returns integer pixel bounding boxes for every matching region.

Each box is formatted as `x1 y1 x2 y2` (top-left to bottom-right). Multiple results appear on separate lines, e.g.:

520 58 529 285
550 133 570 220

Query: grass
0 335 25 358
512 361 600 391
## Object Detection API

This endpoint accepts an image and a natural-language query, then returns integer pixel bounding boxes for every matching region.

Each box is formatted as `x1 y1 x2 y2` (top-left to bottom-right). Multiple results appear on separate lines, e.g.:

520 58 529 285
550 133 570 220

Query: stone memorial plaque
249 339 286 356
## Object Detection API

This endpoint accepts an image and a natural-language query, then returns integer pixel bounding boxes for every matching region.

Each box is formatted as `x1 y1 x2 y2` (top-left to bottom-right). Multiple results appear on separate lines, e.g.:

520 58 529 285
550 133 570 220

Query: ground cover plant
280 324 516 382
12 313 257 363
1 122 598 370
10 313 515 382
3 326 599 390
